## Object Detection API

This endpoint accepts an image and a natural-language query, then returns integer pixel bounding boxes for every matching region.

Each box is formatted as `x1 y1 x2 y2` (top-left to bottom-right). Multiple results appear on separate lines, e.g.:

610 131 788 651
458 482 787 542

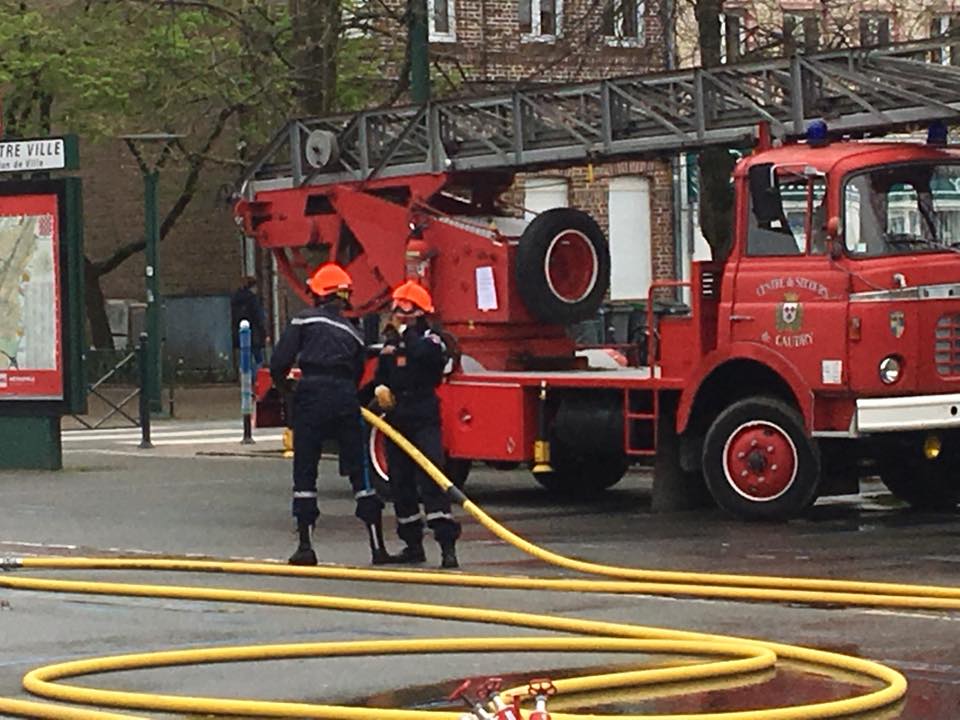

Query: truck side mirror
826 216 842 259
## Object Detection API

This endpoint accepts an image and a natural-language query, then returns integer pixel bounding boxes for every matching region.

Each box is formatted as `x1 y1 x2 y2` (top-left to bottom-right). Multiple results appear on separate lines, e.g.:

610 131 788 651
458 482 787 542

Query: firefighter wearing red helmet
373 279 461 568
271 263 397 566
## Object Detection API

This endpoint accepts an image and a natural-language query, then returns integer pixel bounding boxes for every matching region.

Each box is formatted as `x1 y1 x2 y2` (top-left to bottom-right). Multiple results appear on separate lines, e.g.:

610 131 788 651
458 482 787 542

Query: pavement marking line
118 435 283 446
861 609 960 622
0 542 79 550
62 428 251 443
63 423 237 434
63 449 284 459
62 449 176 458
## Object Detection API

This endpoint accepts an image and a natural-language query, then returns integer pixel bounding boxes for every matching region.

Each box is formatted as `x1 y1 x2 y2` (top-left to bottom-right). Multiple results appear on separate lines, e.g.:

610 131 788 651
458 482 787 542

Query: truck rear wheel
533 444 628 497
516 208 610 324
702 397 820 520
878 442 960 510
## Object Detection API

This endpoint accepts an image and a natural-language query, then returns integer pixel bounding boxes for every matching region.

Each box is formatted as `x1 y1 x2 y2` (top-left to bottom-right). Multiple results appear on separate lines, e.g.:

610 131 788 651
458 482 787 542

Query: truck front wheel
702 397 821 520
877 440 960 510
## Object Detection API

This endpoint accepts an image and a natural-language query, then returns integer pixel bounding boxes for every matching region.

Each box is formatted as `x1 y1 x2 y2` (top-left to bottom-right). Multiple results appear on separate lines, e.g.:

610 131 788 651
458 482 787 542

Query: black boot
289 521 318 566
439 541 458 569
393 542 426 564
366 520 400 565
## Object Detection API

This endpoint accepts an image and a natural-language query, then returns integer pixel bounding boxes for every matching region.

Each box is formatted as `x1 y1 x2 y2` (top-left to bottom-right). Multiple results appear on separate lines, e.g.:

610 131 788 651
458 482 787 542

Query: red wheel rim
721 420 798 501
369 426 389 481
544 230 598 304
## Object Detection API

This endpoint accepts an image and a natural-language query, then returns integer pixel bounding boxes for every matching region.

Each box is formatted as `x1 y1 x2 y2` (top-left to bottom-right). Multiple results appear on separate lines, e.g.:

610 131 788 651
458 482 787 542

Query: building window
720 10 746 63
859 12 892 46
429 0 456 42
523 177 569 221
931 15 960 65
520 0 562 41
783 11 818 53
602 0 645 45
608 176 652 300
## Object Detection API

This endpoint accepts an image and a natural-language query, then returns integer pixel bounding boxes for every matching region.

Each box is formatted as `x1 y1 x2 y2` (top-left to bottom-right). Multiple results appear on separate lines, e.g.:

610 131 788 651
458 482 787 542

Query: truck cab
684 132 960 518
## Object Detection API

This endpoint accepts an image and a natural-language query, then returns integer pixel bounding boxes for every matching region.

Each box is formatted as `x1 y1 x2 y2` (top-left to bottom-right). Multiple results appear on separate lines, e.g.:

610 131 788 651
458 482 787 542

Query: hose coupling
0 557 23 571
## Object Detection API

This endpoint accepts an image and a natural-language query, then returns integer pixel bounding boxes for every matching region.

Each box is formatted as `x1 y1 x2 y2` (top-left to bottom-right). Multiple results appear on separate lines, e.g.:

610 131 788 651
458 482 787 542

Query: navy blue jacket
270 303 365 388
374 319 446 423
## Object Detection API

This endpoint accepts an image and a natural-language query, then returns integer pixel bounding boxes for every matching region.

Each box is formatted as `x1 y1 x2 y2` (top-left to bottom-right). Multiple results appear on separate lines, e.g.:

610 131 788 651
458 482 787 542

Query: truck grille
935 314 960 376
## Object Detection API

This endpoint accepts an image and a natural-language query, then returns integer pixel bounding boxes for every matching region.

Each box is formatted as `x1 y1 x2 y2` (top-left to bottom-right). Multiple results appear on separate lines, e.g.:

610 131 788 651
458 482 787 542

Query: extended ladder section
242 37 960 193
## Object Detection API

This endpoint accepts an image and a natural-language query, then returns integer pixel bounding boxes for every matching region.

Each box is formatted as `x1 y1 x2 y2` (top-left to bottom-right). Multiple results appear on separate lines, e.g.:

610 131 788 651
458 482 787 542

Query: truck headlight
879 355 902 384
924 434 942 459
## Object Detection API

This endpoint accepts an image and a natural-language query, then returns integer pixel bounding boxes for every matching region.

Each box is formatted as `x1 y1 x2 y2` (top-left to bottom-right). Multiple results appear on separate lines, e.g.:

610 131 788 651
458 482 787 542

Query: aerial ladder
241 38 960 188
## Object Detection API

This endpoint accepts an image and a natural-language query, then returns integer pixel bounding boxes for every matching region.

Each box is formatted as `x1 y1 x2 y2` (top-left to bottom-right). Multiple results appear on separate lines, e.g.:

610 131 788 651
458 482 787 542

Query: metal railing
71 351 140 430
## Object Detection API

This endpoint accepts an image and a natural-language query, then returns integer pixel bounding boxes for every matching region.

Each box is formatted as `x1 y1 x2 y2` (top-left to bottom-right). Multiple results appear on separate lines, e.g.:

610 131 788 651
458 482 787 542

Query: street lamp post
120 133 184 414
409 0 430 104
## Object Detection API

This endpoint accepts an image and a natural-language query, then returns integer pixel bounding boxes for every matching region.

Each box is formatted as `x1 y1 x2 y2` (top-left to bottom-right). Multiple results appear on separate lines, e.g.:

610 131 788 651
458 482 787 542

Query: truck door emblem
776 293 803 332
889 311 905 338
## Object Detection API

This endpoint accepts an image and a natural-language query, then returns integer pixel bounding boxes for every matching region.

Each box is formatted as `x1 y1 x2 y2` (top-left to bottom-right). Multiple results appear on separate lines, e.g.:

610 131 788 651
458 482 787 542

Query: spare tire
516 208 610 324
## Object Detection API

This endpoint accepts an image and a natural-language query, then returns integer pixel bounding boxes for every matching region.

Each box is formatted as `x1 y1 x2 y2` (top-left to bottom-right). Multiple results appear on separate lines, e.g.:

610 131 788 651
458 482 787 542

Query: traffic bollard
239 320 255 444
137 332 153 450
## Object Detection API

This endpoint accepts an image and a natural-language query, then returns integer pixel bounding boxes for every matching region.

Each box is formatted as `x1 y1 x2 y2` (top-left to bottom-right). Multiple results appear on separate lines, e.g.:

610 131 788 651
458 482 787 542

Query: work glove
374 384 396 412
272 372 297 395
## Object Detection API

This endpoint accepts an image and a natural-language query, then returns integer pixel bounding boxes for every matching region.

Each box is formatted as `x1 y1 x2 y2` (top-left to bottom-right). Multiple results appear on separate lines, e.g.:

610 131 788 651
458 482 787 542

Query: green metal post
0 417 62 470
409 0 430 104
144 170 162 413
122 133 180 416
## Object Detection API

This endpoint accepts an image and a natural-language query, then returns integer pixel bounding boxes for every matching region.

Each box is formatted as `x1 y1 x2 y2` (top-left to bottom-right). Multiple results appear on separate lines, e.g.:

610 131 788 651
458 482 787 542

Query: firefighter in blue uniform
271 263 396 566
373 280 461 568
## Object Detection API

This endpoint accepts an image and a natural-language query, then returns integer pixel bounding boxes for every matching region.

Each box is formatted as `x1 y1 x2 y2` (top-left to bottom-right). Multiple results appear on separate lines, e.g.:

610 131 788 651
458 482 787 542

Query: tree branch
93 104 238 277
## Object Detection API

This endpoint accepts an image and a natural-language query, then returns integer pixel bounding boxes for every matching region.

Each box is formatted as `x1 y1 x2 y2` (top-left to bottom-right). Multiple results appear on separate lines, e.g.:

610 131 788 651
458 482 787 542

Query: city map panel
0 193 62 400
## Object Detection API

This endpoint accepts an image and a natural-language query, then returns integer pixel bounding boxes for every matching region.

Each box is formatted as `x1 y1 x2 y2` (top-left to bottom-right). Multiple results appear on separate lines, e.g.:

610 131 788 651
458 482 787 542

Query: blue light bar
806 120 829 147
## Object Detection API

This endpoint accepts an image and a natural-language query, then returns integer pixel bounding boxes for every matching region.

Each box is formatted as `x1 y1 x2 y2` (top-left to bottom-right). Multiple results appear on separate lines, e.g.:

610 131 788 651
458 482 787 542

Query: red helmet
307 263 352 297
391 279 434 314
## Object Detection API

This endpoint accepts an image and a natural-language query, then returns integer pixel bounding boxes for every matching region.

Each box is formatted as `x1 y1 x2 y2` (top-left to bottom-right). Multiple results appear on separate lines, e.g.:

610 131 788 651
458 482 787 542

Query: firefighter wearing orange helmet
373 279 461 568
271 263 397 566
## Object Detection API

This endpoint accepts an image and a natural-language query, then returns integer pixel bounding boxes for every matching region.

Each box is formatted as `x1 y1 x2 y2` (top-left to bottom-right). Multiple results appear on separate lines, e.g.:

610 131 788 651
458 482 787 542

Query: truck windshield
844 163 960 256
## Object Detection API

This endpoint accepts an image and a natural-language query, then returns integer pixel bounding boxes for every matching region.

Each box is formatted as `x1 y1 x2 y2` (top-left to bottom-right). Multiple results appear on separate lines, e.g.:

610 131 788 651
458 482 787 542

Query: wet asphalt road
1 424 958 718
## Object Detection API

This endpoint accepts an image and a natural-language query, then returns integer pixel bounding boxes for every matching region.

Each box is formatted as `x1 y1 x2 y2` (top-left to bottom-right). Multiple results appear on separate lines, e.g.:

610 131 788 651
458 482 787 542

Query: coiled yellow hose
0 408 949 719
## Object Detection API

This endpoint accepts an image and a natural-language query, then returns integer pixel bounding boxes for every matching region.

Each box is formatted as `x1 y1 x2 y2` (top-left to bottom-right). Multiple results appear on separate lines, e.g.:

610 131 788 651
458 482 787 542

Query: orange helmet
307 263 352 297
391 280 434 314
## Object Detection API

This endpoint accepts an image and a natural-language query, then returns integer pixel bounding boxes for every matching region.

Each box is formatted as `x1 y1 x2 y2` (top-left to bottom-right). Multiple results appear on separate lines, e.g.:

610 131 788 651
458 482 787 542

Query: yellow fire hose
0 407 953 719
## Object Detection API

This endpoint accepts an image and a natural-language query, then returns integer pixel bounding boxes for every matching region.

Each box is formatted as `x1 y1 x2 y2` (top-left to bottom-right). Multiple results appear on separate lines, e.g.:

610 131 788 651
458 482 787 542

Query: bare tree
290 0 342 115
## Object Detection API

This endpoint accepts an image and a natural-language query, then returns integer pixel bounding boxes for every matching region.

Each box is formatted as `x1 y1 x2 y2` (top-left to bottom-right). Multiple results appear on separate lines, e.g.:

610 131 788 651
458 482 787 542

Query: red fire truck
236 41 960 520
